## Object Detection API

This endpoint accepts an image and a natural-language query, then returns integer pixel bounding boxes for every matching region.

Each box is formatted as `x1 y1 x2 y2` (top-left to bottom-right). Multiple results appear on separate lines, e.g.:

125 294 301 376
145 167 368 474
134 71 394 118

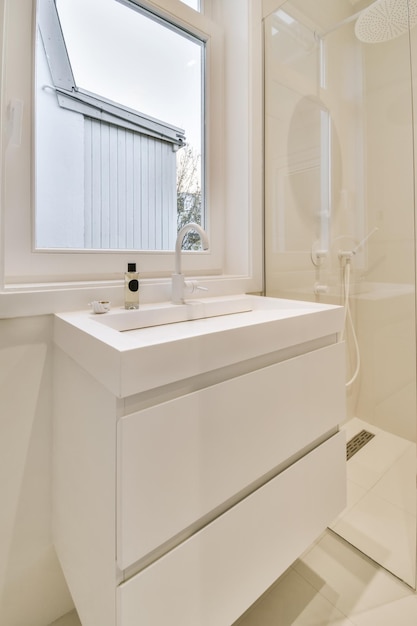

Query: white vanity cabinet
53 295 346 626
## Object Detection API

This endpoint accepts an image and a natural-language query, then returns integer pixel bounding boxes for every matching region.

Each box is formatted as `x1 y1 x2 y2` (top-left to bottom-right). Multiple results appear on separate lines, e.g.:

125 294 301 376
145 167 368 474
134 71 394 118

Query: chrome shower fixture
319 0 417 43
338 227 379 261
355 0 417 43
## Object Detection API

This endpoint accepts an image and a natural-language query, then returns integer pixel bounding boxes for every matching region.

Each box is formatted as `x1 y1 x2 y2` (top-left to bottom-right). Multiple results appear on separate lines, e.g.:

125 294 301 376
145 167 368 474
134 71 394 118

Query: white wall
0 316 74 625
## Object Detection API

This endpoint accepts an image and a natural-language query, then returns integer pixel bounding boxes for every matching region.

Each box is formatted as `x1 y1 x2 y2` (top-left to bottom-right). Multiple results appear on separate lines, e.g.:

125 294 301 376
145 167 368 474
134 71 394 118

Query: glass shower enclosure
264 0 417 587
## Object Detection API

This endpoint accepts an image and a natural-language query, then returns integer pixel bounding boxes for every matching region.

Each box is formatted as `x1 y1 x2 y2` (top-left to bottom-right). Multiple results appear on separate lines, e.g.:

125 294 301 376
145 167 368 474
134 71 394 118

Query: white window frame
1 0 223 282
0 0 264 316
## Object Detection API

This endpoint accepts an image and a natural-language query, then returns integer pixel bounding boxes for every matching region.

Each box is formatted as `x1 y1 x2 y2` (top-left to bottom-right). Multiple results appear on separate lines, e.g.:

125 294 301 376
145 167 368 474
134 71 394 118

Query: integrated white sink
54 294 344 398
94 296 253 332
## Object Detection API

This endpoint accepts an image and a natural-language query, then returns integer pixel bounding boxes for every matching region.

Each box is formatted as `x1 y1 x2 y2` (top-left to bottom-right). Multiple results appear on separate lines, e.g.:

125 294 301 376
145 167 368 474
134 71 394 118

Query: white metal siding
84 118 177 250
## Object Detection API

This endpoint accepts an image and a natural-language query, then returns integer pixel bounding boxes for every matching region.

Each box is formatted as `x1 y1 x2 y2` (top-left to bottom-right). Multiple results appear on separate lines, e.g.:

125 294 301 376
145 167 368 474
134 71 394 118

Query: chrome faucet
172 222 209 304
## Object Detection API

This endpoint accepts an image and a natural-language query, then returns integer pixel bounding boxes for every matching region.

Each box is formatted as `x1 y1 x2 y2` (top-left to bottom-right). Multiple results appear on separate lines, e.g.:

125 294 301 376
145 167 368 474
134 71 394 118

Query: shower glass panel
264 0 417 588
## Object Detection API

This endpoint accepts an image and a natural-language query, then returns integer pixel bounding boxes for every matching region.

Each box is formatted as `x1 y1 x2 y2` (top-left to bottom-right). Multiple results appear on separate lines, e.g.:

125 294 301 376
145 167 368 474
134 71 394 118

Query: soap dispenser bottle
124 263 139 309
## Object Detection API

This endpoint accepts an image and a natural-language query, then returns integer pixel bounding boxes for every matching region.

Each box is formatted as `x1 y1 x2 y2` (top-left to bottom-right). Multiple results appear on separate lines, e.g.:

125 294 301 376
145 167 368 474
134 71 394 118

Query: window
180 0 201 11
1 0 259 298
36 0 204 251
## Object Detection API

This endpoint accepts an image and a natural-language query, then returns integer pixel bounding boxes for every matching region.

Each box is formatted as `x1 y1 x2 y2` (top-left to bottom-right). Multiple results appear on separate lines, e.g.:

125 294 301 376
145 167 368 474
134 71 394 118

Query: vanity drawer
117 342 345 570
117 432 346 626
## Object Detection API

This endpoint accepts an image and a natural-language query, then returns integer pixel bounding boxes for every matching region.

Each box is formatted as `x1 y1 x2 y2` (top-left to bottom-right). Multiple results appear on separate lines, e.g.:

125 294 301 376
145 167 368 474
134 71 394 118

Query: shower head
354 0 417 43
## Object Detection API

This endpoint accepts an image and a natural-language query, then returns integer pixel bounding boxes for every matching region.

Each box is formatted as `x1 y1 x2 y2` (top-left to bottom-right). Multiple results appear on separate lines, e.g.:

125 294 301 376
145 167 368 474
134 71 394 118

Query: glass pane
180 0 201 10
56 0 203 152
264 0 417 588
36 0 204 250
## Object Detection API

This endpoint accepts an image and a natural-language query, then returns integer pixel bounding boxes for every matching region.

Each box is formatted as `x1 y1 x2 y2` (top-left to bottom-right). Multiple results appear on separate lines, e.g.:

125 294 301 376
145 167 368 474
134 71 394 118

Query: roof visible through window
56 0 203 152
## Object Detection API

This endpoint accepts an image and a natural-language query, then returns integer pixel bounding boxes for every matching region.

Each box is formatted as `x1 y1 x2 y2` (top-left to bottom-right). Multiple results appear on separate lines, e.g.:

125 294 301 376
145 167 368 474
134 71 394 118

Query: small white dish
89 300 111 314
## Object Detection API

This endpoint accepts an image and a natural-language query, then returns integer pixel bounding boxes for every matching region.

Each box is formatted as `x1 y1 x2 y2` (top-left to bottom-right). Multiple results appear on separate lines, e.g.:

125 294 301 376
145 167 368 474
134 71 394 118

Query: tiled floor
234 530 417 626
49 419 417 626
49 613 81 626
329 418 416 586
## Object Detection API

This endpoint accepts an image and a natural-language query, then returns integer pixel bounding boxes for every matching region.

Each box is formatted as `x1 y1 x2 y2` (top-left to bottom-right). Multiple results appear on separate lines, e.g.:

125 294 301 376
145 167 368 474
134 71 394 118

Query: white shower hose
341 258 361 388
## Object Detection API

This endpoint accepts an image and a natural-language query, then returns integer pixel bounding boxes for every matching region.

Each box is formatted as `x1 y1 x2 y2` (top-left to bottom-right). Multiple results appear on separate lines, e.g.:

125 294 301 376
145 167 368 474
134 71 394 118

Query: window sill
0 275 261 319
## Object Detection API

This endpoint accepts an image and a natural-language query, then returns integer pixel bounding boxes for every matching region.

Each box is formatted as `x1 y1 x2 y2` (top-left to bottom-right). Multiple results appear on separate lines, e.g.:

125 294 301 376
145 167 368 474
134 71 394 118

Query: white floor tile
346 458 384 491
48 610 81 626
349 595 417 626
331 492 416 586
341 418 376 442
334 418 416 586
346 432 411 491
371 446 416 515
293 531 413 618
234 567 355 626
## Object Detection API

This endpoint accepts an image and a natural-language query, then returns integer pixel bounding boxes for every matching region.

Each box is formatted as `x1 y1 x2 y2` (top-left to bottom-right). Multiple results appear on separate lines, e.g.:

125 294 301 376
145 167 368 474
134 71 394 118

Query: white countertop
54 294 344 398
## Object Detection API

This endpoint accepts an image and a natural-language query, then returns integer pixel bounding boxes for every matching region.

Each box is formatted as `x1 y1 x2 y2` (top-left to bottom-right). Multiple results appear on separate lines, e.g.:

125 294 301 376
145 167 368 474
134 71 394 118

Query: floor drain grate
346 429 375 461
